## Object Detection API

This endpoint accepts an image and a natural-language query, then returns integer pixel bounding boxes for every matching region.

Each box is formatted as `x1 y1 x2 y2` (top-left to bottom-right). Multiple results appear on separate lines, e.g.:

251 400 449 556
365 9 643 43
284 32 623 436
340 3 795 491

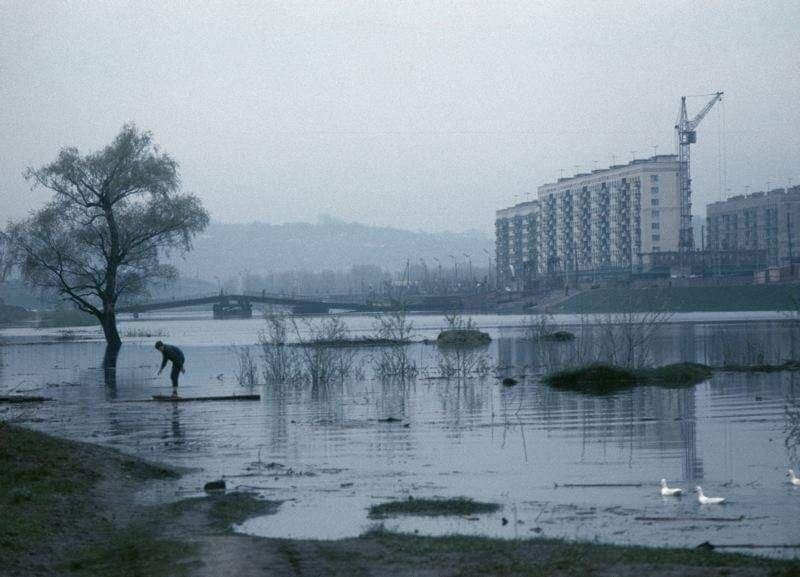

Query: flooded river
2 312 800 557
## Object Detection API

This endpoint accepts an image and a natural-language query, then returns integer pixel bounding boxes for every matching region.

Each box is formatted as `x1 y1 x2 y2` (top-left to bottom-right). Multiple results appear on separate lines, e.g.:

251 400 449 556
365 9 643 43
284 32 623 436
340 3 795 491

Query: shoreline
2 422 799 576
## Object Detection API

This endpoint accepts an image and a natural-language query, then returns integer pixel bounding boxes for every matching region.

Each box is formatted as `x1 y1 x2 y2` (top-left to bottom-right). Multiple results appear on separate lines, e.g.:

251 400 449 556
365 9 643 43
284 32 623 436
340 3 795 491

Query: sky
1 1 799 234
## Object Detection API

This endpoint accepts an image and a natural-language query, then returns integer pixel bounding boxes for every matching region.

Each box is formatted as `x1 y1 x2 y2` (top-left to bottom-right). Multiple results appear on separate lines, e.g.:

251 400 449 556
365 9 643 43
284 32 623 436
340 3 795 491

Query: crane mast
675 91 723 260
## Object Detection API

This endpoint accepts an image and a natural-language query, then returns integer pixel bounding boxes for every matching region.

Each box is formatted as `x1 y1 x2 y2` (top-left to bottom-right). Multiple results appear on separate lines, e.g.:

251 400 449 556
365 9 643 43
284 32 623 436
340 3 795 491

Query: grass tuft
368 497 500 519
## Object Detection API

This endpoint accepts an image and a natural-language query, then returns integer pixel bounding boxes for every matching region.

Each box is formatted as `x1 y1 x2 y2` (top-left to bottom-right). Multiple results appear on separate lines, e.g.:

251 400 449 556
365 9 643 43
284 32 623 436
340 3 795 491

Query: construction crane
675 91 723 260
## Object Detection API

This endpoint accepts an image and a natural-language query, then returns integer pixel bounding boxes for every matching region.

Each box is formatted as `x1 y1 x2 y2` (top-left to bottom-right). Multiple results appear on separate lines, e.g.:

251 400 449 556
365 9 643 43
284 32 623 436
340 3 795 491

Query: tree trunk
100 310 121 352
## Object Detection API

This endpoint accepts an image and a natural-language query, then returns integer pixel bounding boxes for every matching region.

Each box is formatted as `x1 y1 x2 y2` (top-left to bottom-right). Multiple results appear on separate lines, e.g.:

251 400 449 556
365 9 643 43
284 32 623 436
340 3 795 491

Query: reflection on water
2 314 800 557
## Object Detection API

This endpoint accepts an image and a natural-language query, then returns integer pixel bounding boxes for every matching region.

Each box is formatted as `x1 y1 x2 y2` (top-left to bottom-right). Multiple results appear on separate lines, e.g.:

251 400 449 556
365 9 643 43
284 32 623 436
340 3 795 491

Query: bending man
155 340 186 392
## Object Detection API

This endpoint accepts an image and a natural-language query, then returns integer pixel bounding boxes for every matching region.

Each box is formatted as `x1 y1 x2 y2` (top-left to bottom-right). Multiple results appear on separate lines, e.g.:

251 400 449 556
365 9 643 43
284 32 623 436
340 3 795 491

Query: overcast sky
1 1 798 233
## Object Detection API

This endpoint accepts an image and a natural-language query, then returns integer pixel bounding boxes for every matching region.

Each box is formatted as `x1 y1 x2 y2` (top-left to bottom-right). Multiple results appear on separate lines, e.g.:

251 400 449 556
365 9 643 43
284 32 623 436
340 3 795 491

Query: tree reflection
785 375 800 464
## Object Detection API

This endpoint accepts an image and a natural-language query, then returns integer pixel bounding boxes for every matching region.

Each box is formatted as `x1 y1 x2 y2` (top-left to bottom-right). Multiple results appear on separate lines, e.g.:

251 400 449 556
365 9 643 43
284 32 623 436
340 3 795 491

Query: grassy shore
2 421 799 576
551 284 800 313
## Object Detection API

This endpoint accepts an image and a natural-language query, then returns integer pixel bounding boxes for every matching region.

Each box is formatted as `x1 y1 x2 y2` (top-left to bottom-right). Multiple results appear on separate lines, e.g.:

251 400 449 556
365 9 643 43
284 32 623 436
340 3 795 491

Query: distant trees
7 125 209 355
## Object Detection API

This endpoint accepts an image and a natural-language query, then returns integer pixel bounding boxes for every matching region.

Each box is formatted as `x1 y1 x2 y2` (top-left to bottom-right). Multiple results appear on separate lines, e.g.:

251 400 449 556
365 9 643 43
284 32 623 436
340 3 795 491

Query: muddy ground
2 422 799 577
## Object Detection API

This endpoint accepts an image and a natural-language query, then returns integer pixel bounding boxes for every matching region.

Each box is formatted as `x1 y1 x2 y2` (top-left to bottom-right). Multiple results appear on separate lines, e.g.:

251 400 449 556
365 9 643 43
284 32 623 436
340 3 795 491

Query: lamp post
448 254 457 293
462 253 472 290
482 248 493 290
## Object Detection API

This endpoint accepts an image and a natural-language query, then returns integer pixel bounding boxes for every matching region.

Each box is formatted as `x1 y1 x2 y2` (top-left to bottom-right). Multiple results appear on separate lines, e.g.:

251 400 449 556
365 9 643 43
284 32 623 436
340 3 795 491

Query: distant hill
173 219 493 280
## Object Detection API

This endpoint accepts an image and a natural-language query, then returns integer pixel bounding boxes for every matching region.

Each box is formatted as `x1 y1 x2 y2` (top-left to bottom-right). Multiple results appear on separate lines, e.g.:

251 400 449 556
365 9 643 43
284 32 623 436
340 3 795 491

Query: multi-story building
495 201 539 291
495 155 684 288
706 186 800 267
535 155 681 276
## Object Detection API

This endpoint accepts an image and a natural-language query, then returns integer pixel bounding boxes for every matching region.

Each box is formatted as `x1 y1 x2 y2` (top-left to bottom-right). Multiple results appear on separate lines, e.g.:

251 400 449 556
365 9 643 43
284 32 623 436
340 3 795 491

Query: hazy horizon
2 2 799 234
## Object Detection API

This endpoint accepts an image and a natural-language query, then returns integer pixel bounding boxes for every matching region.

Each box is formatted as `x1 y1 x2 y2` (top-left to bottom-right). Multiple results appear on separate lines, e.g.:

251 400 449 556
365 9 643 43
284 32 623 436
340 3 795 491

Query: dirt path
2 422 799 577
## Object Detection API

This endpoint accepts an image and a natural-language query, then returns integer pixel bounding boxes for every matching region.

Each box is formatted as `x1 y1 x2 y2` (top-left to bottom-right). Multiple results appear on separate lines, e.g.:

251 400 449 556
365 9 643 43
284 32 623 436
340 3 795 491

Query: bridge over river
117 293 380 318
118 292 469 318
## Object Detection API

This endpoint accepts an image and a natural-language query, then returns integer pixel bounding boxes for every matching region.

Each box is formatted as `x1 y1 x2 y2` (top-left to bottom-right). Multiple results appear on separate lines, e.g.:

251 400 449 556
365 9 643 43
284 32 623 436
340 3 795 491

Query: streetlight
482 248 492 290
462 253 472 288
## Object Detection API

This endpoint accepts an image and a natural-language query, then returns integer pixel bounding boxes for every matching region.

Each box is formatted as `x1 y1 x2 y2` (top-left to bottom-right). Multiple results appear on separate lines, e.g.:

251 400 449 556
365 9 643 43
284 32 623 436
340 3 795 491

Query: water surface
2 312 799 557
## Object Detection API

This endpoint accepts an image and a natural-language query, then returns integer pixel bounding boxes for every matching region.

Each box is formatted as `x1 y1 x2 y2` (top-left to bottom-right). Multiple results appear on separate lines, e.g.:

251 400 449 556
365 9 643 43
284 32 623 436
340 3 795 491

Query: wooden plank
712 543 800 549
555 483 645 488
0 395 51 404
151 394 260 403
635 516 744 523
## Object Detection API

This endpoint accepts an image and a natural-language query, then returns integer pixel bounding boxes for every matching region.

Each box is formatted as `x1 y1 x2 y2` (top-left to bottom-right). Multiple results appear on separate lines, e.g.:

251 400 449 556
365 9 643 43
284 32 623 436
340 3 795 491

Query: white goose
695 486 726 505
789 469 800 486
659 478 683 496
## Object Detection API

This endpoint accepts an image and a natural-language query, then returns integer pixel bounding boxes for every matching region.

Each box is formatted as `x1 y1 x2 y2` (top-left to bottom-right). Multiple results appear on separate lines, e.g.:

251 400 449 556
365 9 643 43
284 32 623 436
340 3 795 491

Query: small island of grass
539 330 576 342
368 497 500 519
436 329 491 346
543 362 714 393
293 336 413 348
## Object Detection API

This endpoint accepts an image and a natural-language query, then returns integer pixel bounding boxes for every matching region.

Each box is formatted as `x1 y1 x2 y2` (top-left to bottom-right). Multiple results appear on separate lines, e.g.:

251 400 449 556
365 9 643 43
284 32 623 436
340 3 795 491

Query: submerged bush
539 330 575 342
543 362 713 393
543 363 636 392
436 329 491 346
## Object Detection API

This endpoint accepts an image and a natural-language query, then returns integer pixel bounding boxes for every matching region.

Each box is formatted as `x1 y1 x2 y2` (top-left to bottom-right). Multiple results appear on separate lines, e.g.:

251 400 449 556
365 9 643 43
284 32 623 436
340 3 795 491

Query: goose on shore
659 478 683 496
789 469 800 486
695 486 725 504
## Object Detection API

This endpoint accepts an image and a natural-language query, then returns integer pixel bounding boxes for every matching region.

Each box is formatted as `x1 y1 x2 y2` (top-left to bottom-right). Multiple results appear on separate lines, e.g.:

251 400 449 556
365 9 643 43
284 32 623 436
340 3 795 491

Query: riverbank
549 284 800 313
2 422 799 576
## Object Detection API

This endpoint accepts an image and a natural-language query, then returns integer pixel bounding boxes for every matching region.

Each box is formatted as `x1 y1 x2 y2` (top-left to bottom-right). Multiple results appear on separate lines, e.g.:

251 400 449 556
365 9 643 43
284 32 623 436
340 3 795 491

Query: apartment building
495 201 538 291
536 155 681 276
706 186 800 267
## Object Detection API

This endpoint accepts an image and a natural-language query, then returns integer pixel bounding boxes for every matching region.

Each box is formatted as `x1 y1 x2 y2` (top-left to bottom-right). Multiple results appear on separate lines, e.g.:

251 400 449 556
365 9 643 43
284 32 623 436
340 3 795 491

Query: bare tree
7 125 208 358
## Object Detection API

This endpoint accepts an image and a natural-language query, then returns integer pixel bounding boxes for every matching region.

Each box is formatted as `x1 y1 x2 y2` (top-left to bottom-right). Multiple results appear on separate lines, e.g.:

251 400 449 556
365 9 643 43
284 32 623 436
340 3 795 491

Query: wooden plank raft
0 395 51 404
151 394 260 403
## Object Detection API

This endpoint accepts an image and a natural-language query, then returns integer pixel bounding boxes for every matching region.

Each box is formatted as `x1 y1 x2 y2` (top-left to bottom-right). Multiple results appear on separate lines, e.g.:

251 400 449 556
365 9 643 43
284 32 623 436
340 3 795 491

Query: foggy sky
1 1 798 233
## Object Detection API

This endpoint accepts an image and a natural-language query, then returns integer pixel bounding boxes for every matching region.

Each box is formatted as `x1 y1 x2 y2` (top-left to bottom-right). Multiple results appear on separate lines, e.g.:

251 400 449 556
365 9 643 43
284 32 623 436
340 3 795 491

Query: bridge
117 293 380 318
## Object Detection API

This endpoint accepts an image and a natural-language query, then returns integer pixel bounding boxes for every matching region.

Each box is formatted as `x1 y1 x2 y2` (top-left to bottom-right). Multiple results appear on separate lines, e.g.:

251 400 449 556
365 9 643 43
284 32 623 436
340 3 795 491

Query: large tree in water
9 125 209 357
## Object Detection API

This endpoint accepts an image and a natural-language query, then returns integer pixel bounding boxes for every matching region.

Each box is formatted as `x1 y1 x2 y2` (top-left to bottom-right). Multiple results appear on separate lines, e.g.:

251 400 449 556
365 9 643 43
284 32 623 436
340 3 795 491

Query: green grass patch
718 360 800 373
637 362 715 386
0 422 103 552
66 526 198 577
289 337 412 348
539 330 576 342
552 284 800 313
543 362 714 393
208 492 277 530
368 497 500 519
360 532 800 576
0 423 184 576
436 329 492 346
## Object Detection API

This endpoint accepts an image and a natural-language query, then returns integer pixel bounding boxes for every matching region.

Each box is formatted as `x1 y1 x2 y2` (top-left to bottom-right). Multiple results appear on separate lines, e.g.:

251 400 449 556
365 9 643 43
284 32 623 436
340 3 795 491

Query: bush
542 362 714 393
539 330 575 342
436 329 491 346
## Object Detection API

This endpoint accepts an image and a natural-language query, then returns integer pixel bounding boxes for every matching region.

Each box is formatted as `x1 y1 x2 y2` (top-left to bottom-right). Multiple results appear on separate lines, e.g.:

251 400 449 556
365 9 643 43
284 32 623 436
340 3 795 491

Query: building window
652 234 661 241
653 246 661 252
651 198 659 206
651 210 660 218
650 174 659 182
652 222 660 229
651 187 659 194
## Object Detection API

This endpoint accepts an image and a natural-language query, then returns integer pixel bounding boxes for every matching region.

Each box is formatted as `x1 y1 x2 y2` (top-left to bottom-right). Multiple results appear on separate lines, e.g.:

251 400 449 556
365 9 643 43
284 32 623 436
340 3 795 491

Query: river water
2 311 800 558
